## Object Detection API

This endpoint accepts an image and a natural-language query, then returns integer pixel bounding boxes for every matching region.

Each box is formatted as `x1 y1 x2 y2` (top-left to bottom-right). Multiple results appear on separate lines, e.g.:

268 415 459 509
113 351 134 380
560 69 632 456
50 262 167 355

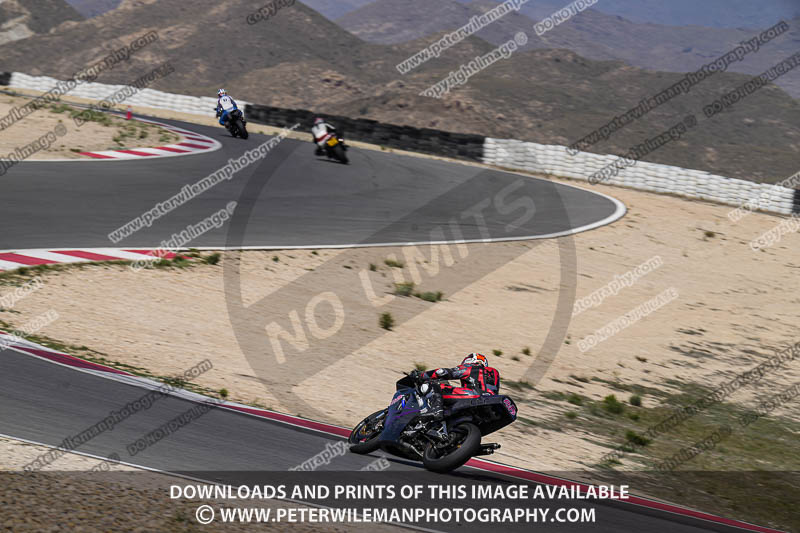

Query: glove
408 369 422 382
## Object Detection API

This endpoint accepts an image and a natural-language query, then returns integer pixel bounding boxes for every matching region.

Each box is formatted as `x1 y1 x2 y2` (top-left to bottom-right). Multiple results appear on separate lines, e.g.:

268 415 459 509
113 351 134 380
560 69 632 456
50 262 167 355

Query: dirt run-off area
0 93 180 159
2 171 799 529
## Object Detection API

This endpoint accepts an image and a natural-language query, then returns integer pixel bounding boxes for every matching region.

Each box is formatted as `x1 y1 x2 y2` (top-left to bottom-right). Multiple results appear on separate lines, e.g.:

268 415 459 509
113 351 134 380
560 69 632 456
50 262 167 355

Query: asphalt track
1 117 765 531
0 346 747 533
0 116 623 250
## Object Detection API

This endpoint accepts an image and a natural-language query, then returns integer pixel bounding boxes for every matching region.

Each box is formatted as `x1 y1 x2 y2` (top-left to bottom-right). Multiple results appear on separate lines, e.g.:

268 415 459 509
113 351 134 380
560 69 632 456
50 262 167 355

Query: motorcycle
348 373 517 473
318 132 349 164
216 108 248 139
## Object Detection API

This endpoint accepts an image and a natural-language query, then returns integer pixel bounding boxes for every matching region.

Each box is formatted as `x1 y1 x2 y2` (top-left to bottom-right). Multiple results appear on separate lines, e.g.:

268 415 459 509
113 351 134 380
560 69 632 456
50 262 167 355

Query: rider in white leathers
215 89 239 127
311 117 338 155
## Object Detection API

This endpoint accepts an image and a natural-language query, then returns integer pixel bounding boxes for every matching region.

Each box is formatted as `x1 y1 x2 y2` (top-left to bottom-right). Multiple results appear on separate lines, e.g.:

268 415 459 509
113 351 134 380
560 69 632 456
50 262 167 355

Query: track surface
1 347 739 533
0 117 621 250
2 117 761 531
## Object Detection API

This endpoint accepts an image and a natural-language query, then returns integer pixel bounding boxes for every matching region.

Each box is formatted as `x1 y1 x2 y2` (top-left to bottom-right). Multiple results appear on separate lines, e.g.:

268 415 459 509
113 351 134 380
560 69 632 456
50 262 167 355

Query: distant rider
311 116 338 156
411 353 500 422
215 89 239 127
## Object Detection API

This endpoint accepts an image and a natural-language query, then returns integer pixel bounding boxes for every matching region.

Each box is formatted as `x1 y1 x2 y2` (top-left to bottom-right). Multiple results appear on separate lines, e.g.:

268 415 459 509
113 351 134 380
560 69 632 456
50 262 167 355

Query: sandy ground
0 93 180 159
0 436 405 533
2 175 798 474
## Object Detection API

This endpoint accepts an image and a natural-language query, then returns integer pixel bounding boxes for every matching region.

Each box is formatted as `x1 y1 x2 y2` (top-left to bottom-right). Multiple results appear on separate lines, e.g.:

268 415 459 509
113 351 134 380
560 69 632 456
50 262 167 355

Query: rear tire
348 409 385 454
422 422 481 473
332 143 348 164
232 119 246 139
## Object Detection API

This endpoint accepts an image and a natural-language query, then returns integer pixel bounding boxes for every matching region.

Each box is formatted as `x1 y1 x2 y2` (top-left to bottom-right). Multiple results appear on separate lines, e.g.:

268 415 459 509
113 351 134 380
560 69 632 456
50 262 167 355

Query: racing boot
419 392 444 422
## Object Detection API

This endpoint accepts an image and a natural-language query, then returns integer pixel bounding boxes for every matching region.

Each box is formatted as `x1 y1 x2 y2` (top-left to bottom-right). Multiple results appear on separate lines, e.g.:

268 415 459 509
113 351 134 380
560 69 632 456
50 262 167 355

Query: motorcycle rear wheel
231 119 246 139
332 143 348 164
348 409 385 454
422 422 481 473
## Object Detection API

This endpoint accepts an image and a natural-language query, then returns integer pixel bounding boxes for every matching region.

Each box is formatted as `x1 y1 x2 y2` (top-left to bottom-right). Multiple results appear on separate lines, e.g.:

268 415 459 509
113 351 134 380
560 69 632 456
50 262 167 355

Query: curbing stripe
32 115 220 161
9 250 89 264
114 149 159 157
0 248 177 271
0 253 58 266
176 142 212 149
152 146 190 153
3 341 130 375
0 259 24 270
123 249 178 259
52 250 128 262
79 151 116 159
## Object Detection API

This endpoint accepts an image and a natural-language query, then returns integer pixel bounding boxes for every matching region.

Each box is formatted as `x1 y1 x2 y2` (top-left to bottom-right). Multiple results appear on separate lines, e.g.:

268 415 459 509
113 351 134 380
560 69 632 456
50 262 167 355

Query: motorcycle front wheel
348 409 386 454
422 422 481 473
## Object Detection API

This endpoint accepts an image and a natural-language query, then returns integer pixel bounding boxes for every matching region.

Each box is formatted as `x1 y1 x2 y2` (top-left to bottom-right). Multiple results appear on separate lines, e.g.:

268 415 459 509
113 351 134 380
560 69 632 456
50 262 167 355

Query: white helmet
462 353 488 367
217 88 227 97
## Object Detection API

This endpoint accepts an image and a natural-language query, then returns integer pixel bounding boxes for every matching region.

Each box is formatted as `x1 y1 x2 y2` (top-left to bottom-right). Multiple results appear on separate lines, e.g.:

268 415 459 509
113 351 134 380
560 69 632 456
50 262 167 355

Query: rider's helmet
314 117 325 125
462 353 488 367
217 88 227 97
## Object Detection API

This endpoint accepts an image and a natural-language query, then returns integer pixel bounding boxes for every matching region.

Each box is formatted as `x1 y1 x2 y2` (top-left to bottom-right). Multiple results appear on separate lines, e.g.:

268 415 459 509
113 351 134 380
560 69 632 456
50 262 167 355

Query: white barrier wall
483 138 797 216
8 72 250 116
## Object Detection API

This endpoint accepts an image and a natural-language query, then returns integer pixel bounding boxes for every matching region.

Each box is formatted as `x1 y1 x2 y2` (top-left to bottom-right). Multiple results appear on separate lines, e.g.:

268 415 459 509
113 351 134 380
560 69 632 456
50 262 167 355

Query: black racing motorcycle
348 373 517 473
216 108 248 139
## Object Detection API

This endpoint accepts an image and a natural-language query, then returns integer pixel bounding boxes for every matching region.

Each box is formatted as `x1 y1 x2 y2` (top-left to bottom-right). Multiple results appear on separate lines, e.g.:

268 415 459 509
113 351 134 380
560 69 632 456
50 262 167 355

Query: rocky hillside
0 0 82 45
336 0 800 98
